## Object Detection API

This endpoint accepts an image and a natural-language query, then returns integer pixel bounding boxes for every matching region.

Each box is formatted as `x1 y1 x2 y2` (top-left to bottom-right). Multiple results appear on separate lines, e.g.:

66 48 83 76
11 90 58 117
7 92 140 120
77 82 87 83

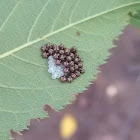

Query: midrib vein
0 1 140 59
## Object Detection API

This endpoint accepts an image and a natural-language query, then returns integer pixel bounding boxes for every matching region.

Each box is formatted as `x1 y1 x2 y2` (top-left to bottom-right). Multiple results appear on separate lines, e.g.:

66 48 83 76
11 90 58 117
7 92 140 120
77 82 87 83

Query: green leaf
130 10 140 29
0 0 140 139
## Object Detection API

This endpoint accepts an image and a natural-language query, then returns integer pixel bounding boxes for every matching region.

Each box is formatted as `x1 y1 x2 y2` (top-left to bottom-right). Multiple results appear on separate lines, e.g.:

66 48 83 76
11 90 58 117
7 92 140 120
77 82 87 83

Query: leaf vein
51 0 66 32
27 0 51 42
0 62 27 75
0 1 140 59
12 54 47 68
69 0 80 24
0 1 21 32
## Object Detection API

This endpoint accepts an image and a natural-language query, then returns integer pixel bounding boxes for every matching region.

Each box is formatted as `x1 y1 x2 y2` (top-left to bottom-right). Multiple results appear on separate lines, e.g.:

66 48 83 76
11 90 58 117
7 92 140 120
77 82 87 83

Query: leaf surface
0 0 140 139
130 10 140 29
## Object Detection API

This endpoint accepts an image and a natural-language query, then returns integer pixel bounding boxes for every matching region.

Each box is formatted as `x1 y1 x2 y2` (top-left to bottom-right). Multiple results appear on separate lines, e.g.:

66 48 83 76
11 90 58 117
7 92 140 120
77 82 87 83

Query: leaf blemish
76 31 80 36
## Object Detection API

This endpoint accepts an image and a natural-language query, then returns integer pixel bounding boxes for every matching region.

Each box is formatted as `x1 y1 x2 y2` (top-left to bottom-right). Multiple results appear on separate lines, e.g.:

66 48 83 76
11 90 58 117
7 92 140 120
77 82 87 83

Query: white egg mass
48 56 64 79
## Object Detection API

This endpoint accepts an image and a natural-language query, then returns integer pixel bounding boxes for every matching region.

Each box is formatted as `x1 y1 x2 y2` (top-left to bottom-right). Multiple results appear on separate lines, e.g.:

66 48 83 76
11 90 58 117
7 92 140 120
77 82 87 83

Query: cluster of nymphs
41 43 85 83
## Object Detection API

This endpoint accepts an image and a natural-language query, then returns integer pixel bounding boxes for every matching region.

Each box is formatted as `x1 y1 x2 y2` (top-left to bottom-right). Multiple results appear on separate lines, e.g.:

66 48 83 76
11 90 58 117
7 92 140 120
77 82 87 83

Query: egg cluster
48 56 64 79
41 43 85 83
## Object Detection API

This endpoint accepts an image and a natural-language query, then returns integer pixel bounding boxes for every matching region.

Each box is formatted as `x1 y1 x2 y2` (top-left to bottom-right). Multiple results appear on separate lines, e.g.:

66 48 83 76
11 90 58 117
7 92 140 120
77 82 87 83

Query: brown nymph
41 43 85 83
